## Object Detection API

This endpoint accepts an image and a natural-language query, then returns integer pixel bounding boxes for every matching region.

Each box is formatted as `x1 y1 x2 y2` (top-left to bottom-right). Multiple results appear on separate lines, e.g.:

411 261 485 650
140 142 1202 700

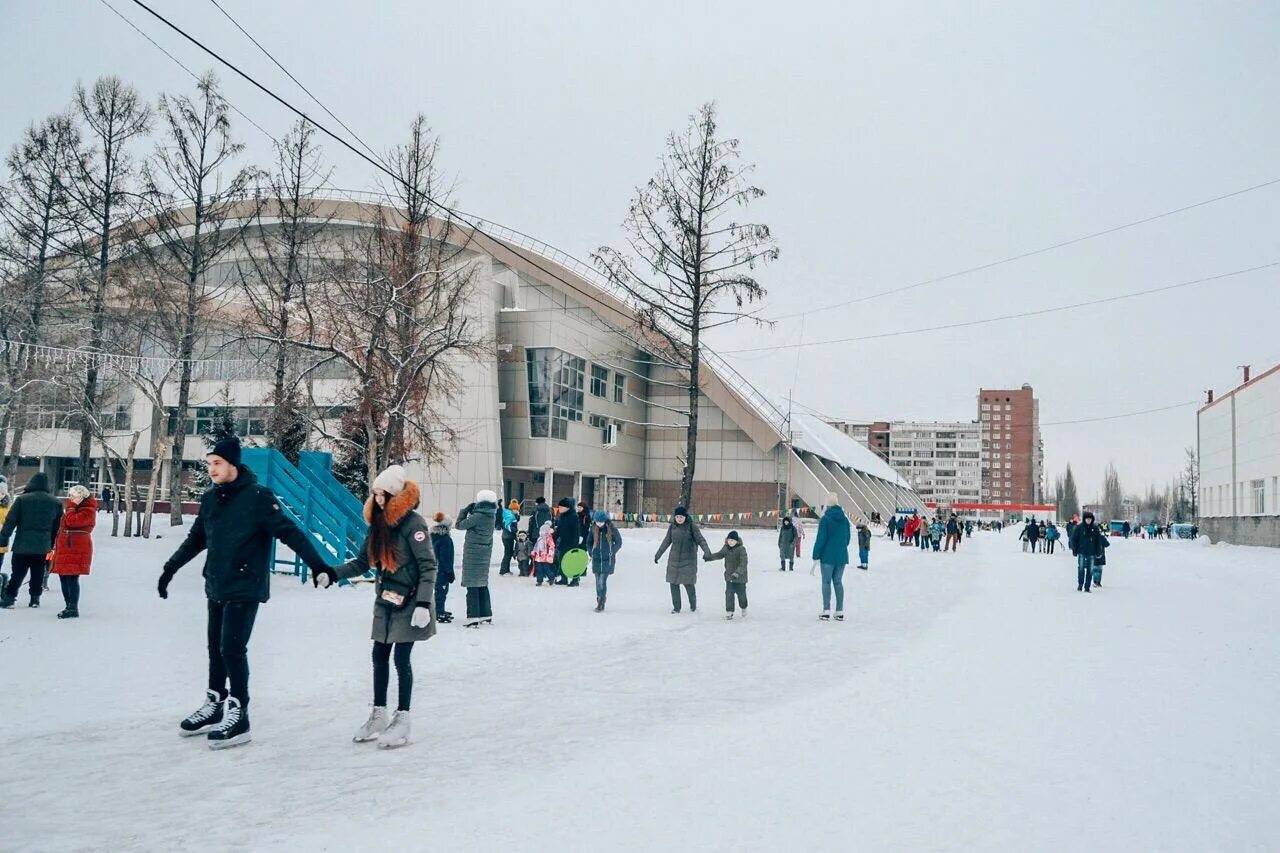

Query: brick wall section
643 479 782 524
978 386 1037 505
1200 516 1280 547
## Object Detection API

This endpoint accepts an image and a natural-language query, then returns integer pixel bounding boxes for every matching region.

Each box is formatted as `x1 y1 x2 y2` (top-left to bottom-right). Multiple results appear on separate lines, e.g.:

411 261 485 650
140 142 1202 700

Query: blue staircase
241 448 367 581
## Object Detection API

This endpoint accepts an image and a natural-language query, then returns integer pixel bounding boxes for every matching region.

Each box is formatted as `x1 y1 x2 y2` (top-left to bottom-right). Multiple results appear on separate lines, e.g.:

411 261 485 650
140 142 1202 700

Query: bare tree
289 116 488 486
239 119 332 463
1102 462 1124 521
61 76 151 485
0 113 77 479
134 73 256 524
1183 446 1200 518
594 102 777 509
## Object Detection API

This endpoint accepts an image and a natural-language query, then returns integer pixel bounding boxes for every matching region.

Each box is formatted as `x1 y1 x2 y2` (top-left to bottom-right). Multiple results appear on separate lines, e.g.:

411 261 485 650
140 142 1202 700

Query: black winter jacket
526 502 553 536
0 472 63 556
1069 522 1109 560
554 509 581 555
163 465 332 603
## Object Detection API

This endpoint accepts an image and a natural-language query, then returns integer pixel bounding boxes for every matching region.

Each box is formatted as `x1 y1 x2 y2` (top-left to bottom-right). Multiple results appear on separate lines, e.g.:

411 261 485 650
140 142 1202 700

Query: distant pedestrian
811 494 851 621
944 513 960 552
705 530 748 620
531 521 556 586
526 496 552 537
513 529 532 577
430 512 455 623
49 485 98 619
553 497 581 586
456 489 499 626
498 501 519 575
654 506 711 614
1044 521 1060 555
1069 511 1109 592
856 521 871 570
0 472 62 610
777 516 798 571
929 518 943 551
587 510 622 612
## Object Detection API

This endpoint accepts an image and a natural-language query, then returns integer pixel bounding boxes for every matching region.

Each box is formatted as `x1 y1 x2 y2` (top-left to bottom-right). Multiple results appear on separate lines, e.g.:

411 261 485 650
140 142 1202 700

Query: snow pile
3 524 1279 851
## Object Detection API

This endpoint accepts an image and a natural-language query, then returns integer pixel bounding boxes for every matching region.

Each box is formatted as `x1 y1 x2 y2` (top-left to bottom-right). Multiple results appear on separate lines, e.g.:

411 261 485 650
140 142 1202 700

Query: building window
613 372 626 404
526 348 585 440
590 364 609 398
1252 479 1265 514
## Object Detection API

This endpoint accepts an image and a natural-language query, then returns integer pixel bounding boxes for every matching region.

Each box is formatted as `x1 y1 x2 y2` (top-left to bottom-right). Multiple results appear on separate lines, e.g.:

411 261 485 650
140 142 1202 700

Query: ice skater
812 494 851 621
655 505 711 614
587 510 622 612
777 516 798 571
159 436 336 750
430 512 455 623
312 465 437 749
49 485 97 619
0 472 63 610
705 530 748 620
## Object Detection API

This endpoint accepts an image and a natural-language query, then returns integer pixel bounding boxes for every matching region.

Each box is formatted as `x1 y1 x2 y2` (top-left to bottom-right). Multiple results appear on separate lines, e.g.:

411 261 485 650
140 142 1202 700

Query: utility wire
721 261 1278 354
95 0 273 141
205 0 386 165
767 176 1280 322
121 0 668 355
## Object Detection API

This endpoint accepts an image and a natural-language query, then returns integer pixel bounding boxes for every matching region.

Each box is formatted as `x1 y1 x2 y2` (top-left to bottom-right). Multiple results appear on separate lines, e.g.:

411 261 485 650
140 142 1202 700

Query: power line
767 176 1280 322
205 0 386 165
95 0 273 141
721 261 1278 354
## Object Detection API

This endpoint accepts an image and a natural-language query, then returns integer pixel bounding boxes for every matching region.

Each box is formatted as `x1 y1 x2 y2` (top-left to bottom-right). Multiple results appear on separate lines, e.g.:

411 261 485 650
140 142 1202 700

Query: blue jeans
594 572 609 599
858 548 869 567
821 563 845 611
1077 555 1096 590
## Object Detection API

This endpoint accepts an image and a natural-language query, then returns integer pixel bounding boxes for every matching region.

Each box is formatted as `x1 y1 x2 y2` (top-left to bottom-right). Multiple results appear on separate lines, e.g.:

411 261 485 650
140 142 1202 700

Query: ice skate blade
208 732 252 750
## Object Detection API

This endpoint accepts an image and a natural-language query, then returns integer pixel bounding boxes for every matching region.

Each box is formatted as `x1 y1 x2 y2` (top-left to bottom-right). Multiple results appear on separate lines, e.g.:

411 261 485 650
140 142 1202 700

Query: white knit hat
826 492 840 506
371 465 407 496
476 489 498 504
68 484 91 504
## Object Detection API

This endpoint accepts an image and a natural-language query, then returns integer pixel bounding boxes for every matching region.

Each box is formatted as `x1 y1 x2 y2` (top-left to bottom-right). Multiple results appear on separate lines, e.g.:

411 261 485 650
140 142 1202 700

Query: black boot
57 607 79 619
0 594 14 609
28 597 40 608
207 697 251 750
568 577 580 587
594 597 604 613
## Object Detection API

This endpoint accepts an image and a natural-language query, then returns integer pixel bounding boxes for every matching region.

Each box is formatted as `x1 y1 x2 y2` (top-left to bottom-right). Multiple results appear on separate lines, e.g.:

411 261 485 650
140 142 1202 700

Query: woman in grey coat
777 516 798 571
313 465 436 749
654 505 711 613
456 489 499 627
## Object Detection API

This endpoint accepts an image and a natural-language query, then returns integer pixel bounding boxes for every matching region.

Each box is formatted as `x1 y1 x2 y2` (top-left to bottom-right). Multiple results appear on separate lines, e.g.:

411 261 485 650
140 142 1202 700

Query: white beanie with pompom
475 489 498 504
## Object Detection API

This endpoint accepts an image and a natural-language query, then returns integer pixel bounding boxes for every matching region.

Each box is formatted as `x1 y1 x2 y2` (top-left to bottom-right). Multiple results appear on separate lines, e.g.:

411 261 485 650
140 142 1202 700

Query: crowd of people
0 436 1180 752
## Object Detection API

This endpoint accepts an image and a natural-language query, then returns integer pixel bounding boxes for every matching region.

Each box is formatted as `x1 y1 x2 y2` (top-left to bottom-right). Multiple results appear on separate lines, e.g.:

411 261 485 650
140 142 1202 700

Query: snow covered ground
3 522 1279 852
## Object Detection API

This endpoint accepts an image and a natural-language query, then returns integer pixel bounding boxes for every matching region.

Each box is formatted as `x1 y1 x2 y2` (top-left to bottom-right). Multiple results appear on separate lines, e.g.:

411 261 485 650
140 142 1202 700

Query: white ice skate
353 705 389 743
725 612 734 621
377 710 411 749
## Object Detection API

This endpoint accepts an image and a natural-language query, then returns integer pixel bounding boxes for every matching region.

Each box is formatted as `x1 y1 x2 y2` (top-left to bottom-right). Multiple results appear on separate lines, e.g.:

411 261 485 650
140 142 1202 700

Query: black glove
157 566 176 600
311 565 338 589
654 555 660 564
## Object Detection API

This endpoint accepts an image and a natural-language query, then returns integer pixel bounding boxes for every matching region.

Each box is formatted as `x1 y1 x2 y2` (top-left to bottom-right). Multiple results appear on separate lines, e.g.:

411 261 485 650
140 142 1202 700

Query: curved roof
790 412 910 487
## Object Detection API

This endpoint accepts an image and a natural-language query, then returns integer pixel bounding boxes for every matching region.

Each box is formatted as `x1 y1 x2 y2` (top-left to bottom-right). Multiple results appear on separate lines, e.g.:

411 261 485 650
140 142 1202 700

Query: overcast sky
3 0 1277 500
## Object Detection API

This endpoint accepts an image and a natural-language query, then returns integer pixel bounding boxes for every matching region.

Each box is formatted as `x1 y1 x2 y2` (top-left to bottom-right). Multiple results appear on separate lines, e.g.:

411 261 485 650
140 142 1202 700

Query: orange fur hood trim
363 480 421 527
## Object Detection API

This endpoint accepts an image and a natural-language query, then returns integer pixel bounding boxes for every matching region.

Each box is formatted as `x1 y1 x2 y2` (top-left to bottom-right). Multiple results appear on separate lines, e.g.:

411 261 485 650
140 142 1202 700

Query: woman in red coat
51 484 96 619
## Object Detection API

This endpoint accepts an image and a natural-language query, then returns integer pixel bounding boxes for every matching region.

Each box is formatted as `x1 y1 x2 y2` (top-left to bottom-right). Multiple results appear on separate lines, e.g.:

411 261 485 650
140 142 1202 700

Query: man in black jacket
1068 511 1109 593
553 497 581 586
0 472 63 609
158 437 335 750
526 496 553 537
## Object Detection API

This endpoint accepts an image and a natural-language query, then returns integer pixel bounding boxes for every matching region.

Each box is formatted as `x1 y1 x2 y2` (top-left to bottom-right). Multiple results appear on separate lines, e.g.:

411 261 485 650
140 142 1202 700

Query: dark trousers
207 600 260 706
372 641 415 711
1046 540 1056 554
4 554 46 601
59 575 81 608
725 581 747 613
1077 555 1095 590
434 577 450 614
466 586 492 619
499 536 515 574
517 559 531 577
669 583 696 612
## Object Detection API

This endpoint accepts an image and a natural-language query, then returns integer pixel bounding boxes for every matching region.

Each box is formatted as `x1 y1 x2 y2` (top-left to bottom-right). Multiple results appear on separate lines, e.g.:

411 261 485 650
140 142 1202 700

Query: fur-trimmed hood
364 480 421 527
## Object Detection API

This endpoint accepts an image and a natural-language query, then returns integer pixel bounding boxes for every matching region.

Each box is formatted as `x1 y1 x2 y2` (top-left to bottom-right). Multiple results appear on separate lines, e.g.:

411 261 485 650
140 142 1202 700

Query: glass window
526 348 584 440
613 372 626 404
590 364 609 398
1252 479 1265 514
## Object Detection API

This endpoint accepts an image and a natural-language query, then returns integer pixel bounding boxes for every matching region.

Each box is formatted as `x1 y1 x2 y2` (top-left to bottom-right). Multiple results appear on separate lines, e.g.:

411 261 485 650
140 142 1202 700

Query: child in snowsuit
531 521 556 586
430 513 455 623
856 522 871 570
513 530 532 577
929 519 944 551
705 531 749 620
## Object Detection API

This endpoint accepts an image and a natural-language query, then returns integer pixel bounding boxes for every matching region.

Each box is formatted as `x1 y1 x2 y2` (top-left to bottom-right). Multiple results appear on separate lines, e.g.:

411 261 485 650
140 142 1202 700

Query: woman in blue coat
811 494 851 621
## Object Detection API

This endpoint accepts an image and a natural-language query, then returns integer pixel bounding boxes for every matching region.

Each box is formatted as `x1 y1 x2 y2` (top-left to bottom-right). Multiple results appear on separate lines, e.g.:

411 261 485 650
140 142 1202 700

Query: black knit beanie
209 435 242 467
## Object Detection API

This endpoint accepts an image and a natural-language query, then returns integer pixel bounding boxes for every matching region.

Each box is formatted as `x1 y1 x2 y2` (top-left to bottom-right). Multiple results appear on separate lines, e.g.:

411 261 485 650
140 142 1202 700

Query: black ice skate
179 689 224 737
207 697 251 750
